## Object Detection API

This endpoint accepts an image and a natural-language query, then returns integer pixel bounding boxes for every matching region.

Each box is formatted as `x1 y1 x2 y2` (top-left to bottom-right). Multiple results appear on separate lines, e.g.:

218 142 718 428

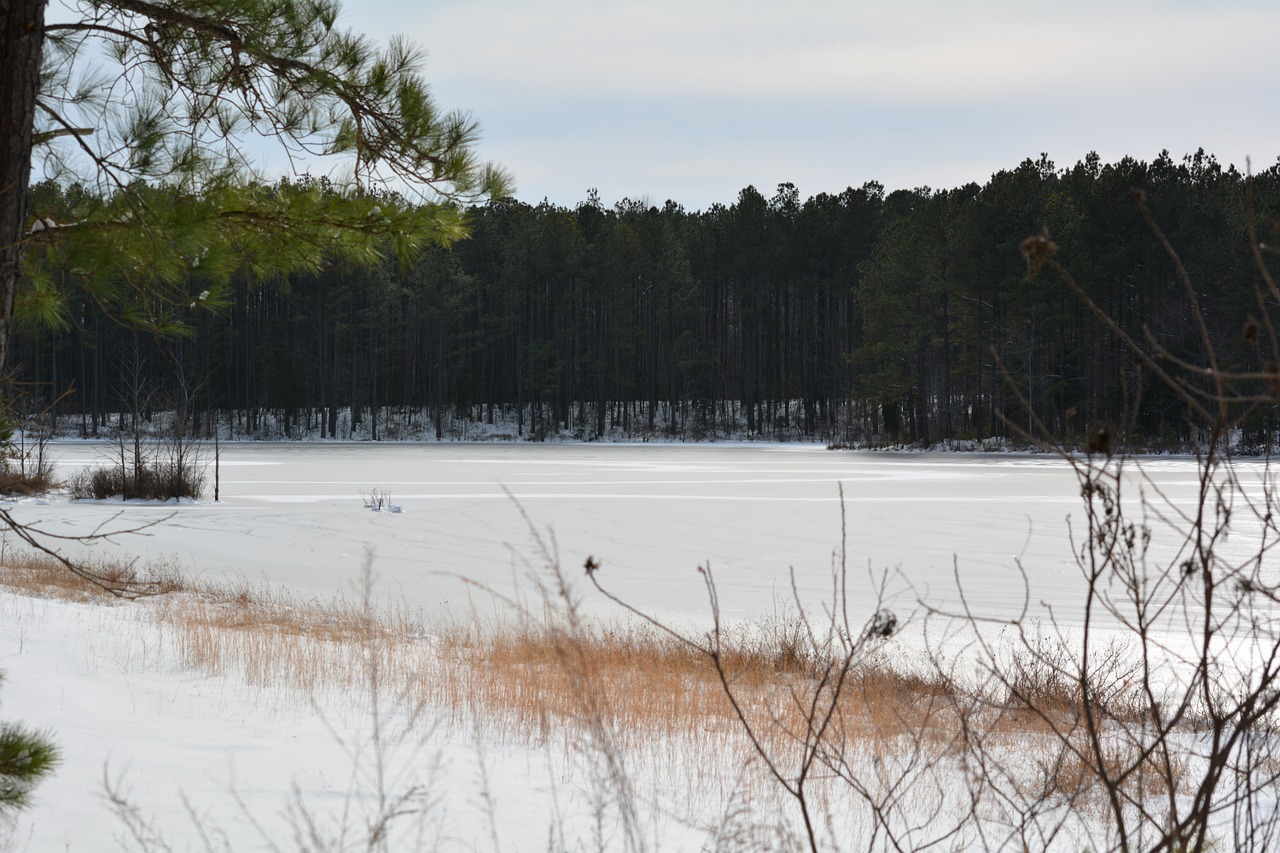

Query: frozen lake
2 441 1272 851
17 441 1238 630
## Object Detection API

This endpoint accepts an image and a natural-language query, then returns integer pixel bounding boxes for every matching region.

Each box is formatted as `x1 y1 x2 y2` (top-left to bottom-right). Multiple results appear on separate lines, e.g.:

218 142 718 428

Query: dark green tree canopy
17 152 1276 449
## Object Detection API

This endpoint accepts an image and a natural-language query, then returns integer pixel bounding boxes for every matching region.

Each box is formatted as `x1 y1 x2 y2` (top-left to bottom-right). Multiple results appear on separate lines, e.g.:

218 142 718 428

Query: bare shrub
552 185 1280 852
0 394 64 496
359 489 400 512
886 190 1280 850
0 459 56 497
69 459 205 501
67 389 208 502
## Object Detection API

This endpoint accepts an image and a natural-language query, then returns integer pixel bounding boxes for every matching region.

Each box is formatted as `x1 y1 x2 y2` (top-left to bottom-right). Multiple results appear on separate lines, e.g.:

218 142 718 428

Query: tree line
14 149 1280 446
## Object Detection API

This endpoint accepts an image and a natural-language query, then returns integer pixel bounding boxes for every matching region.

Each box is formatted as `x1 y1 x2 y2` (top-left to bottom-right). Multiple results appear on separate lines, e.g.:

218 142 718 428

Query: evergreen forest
17 150 1280 447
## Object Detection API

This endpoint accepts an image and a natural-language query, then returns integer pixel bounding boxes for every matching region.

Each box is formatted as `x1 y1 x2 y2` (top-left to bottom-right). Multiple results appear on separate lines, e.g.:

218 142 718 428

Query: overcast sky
342 0 1280 211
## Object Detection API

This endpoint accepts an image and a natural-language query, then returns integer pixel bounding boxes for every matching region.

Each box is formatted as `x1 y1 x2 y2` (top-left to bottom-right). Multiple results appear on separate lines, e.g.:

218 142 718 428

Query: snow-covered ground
0 443 1262 850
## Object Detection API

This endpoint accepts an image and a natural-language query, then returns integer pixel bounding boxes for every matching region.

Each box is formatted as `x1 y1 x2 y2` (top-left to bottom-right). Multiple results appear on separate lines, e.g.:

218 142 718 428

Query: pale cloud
340 0 1280 208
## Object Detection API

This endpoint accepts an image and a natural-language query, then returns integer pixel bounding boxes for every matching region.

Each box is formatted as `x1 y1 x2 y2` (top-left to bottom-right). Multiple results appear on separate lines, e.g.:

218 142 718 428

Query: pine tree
0 673 59 813
2 0 511 369
0 0 507 811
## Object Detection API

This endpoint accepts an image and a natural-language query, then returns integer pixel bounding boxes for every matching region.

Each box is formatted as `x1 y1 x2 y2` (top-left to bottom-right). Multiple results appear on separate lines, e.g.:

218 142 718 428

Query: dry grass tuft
435 620 743 747
428 617 970 764
0 546 185 602
152 585 430 696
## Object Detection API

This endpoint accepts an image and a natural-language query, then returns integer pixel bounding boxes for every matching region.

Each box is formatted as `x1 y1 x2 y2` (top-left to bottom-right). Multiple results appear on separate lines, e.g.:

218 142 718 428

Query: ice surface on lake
24 442 1236 627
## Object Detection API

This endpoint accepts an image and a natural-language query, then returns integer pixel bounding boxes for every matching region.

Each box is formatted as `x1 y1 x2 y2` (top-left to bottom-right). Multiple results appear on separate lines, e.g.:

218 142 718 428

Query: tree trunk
0 0 45 372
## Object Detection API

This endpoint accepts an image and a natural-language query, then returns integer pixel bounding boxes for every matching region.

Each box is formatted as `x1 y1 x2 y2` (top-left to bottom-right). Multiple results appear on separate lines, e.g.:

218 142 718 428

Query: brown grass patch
0 547 1184 811
428 618 970 765
0 547 969 762
0 547 185 602
152 585 430 696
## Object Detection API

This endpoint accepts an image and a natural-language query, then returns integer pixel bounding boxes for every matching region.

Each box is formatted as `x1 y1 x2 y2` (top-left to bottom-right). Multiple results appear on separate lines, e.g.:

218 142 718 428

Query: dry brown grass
0 545 967 756
0 545 1184 814
0 547 185 602
436 621 730 745
427 617 972 766
152 586 432 696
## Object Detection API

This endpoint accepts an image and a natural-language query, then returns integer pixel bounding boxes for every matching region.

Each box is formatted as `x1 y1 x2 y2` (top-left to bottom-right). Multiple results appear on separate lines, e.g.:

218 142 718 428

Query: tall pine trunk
0 0 45 371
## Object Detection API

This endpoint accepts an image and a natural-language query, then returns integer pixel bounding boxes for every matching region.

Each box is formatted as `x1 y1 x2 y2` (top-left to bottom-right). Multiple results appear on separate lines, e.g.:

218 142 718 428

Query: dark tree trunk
0 0 45 371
